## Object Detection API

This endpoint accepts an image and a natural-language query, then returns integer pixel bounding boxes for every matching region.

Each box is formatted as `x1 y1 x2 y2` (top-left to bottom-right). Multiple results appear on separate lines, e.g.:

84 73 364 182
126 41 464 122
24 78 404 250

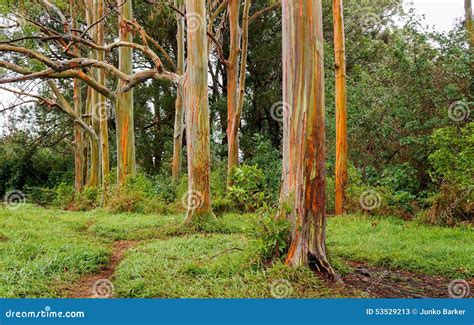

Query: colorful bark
172 1 186 183
280 0 339 281
183 0 214 223
116 0 136 184
333 0 348 215
95 0 110 188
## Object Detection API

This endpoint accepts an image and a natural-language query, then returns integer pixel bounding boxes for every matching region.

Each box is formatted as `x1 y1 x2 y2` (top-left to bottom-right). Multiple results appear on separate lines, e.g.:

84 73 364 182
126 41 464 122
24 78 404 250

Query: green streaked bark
280 0 339 282
116 0 136 184
183 0 215 223
172 1 186 183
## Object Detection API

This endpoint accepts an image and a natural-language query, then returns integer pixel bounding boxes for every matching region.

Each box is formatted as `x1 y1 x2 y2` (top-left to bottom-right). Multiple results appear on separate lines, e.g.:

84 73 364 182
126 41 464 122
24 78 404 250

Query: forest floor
0 205 472 298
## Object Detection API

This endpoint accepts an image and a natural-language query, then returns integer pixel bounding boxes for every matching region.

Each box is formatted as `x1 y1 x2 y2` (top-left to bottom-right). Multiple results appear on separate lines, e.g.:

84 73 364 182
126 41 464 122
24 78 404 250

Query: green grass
0 206 108 297
113 234 342 298
327 214 474 278
0 205 472 298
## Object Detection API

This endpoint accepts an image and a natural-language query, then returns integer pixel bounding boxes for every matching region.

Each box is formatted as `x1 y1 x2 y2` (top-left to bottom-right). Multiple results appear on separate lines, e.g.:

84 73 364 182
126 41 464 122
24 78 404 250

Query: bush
53 183 75 209
74 187 101 211
228 165 268 212
249 209 291 265
23 186 56 207
424 123 474 225
106 174 170 214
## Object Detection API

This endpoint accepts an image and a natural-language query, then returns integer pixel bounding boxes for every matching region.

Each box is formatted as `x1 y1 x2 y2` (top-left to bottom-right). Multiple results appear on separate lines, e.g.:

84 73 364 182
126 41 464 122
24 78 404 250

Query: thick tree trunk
183 0 214 223
96 0 110 189
280 0 339 281
172 1 186 183
116 0 136 184
333 0 348 215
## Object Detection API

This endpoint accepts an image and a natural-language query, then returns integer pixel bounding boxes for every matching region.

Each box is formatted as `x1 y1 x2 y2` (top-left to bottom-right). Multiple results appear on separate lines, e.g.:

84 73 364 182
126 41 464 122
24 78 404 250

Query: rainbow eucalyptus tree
333 0 348 215
116 0 136 184
183 0 214 223
279 0 340 281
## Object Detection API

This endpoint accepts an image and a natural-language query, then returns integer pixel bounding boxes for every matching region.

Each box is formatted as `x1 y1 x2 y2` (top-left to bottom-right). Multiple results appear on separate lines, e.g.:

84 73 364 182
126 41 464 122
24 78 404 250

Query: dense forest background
0 0 472 226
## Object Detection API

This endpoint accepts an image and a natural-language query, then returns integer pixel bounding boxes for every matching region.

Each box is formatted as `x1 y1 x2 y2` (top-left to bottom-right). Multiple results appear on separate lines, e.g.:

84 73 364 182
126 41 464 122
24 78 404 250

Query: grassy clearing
327 214 474 278
0 206 108 297
113 234 343 298
0 206 471 298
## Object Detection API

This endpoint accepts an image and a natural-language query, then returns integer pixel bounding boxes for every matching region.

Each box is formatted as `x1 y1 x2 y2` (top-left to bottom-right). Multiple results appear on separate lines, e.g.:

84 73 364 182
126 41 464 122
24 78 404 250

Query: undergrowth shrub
248 208 290 265
107 174 169 214
228 165 268 212
423 123 474 225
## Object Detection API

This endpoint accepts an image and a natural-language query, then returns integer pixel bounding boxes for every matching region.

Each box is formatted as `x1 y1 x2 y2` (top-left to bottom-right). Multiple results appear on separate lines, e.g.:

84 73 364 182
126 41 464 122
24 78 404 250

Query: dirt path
342 261 473 298
66 240 138 298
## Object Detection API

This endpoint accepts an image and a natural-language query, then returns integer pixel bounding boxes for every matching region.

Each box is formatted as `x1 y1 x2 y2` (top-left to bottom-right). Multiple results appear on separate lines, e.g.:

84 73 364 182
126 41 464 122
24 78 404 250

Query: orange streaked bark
333 0 348 215
172 1 186 183
95 0 110 189
280 0 339 281
183 0 215 223
116 0 136 184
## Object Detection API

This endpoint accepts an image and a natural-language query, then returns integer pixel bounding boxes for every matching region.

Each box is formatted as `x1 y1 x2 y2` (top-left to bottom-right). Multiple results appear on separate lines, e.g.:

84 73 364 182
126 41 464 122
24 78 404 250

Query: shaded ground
342 261 473 298
66 240 138 298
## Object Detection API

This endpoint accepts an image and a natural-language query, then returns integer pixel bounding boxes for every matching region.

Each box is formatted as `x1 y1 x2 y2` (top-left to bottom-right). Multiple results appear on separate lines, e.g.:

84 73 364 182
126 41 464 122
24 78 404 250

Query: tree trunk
333 0 348 215
116 0 136 184
85 86 100 188
96 0 110 191
71 0 84 193
466 0 473 48
183 0 214 223
226 0 251 186
280 0 339 281
172 1 186 183
226 0 241 185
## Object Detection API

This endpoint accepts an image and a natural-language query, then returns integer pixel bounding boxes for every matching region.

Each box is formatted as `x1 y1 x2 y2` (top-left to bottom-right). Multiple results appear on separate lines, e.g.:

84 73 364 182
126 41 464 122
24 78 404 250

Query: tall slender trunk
70 0 84 193
226 0 251 186
116 0 136 183
183 0 214 223
85 1 101 188
172 1 186 183
333 0 348 215
96 0 110 190
280 0 339 281
86 86 100 187
226 0 241 185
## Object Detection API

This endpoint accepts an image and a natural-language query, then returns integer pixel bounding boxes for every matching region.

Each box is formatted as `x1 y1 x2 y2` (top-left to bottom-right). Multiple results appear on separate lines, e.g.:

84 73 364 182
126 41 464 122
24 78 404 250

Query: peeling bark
96 0 110 190
116 0 136 184
183 0 215 223
172 1 186 183
280 0 340 282
333 0 348 215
